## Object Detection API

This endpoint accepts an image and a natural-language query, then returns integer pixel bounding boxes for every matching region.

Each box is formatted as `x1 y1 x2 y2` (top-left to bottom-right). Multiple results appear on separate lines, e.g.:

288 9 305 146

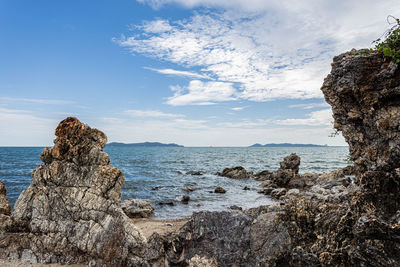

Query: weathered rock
217 166 253 179
188 171 204 176
121 198 155 218
183 186 196 192
214 187 226 194
189 254 219 267
254 170 273 181
3 117 147 265
0 182 11 216
279 153 301 174
270 188 287 199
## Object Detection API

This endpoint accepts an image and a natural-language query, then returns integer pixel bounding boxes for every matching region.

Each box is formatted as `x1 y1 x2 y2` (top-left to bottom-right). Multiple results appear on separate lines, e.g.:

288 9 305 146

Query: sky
0 0 399 146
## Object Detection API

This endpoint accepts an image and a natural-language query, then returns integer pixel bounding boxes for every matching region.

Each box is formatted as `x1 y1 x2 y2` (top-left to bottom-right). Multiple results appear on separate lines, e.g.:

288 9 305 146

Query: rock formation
217 166 253 179
0 182 12 231
121 199 155 218
1 117 147 265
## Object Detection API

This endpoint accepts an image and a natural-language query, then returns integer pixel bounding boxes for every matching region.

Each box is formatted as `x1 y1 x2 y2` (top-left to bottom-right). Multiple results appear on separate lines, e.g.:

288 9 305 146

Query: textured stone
217 166 253 179
121 199 155 218
0 182 11 216
5 117 147 265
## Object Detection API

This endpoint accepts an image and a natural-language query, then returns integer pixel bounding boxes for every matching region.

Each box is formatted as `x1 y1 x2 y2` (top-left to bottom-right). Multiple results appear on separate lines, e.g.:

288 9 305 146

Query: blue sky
0 0 398 146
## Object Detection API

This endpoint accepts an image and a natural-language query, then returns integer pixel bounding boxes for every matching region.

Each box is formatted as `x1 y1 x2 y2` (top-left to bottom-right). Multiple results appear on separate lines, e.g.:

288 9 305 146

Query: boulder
6 117 147 265
121 198 155 218
279 153 301 174
181 195 190 204
214 187 226 194
0 182 11 216
217 166 253 179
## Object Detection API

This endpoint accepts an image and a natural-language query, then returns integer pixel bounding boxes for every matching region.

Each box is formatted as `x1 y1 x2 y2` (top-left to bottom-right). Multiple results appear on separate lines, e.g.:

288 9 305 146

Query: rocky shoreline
1 48 400 266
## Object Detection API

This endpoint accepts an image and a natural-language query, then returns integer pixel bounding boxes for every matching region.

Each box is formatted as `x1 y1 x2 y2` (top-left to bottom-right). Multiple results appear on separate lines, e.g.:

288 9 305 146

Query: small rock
157 201 175 206
151 186 163 190
217 166 253 179
214 187 227 193
183 186 196 192
243 186 250 190
257 187 274 195
229 205 243 211
121 199 155 218
270 188 287 199
188 171 203 176
181 195 190 204
286 188 300 195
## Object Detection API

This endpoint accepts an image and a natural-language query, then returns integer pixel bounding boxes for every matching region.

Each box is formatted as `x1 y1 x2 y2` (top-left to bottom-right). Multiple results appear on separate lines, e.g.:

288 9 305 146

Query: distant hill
249 143 328 148
107 142 184 147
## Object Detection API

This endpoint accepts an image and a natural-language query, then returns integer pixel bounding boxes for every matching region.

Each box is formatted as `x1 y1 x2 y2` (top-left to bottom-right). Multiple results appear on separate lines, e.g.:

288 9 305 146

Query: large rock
217 166 253 179
271 153 301 186
121 199 155 218
6 117 147 265
0 182 11 216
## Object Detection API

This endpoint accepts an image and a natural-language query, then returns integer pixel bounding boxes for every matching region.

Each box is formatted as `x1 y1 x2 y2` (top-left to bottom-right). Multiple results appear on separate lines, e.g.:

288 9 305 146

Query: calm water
0 146 349 219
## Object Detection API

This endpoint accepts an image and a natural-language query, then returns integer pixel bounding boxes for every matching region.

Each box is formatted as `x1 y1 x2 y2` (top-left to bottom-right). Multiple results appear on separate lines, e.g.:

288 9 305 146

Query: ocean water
0 146 350 219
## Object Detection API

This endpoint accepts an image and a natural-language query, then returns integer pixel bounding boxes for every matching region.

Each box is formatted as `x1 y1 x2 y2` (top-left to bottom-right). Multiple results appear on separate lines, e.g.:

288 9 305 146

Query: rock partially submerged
121 198 155 218
217 166 253 179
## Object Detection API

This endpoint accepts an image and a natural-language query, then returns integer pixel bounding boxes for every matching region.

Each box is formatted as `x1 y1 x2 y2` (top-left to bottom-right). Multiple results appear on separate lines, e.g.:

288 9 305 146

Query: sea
0 146 350 219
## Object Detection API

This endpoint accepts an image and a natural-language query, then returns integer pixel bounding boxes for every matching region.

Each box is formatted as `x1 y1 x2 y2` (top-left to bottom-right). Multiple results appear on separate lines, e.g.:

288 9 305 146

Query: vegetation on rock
374 16 400 64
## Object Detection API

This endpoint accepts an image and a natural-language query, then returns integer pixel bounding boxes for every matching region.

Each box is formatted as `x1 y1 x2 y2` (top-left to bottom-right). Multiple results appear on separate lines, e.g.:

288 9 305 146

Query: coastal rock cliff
2 117 147 265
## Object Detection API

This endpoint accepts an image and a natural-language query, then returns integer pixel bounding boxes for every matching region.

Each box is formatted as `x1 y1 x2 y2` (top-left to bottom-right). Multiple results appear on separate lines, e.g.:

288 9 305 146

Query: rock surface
217 166 253 179
0 182 11 216
1 117 147 265
121 198 155 218
214 187 226 194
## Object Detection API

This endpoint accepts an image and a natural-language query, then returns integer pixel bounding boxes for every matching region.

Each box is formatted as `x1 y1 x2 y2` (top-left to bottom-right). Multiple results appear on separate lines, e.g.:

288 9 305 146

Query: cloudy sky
1 0 398 146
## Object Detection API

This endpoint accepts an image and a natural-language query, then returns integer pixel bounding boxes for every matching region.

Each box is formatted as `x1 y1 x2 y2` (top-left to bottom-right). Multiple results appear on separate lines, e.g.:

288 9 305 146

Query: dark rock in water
157 201 175 206
121 198 154 218
181 195 190 204
270 188 287 199
0 182 11 216
187 171 203 176
3 117 147 265
243 186 250 190
229 205 242 211
217 166 253 179
183 186 196 192
214 187 226 194
151 186 163 190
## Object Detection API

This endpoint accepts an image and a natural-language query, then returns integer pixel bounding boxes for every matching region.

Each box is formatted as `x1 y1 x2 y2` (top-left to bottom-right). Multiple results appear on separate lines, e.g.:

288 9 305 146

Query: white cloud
166 80 237 106
289 103 330 109
231 107 245 111
144 67 211 79
217 119 270 128
124 109 184 118
276 109 332 126
0 108 57 146
0 97 74 105
120 1 399 104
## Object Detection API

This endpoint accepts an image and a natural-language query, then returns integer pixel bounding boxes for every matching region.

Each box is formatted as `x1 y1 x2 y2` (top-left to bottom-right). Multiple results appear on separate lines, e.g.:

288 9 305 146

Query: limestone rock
0 182 11 216
217 166 253 179
121 198 155 218
214 187 226 194
7 117 147 265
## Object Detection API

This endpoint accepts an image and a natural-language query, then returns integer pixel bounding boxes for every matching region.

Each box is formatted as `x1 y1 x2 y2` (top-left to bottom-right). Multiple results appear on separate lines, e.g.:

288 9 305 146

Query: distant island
249 143 328 147
107 142 184 147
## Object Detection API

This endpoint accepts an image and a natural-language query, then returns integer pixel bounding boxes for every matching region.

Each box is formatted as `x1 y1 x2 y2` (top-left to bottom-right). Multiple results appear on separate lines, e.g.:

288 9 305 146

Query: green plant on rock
373 16 400 64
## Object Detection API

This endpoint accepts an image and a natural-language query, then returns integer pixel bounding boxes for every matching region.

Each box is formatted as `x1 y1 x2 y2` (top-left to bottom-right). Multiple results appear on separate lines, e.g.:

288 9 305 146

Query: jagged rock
254 170 273 181
0 182 11 216
271 188 287 199
121 198 155 218
214 187 226 194
279 153 301 174
217 166 253 179
183 186 196 192
4 117 147 265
